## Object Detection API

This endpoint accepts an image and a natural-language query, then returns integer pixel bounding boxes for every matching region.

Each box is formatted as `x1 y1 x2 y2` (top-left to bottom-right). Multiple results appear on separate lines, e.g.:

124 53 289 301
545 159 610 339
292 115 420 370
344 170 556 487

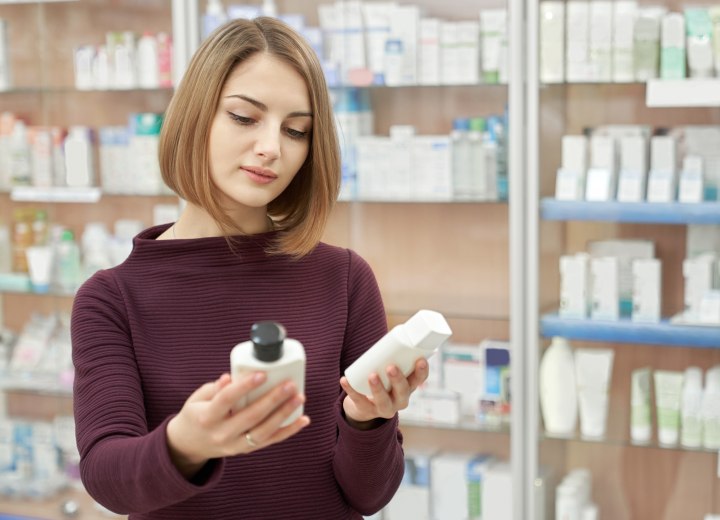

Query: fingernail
418 360 428 370
283 382 296 393
253 372 266 383
388 366 399 376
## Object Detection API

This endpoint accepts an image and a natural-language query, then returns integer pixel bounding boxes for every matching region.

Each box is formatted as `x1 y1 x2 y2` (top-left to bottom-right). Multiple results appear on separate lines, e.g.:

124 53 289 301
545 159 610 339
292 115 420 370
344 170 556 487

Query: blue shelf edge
541 314 720 348
540 199 720 225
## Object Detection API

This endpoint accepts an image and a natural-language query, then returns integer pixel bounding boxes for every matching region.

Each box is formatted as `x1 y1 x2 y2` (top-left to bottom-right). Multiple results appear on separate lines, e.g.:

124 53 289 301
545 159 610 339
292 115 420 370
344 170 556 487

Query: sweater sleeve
71 270 224 514
332 250 405 515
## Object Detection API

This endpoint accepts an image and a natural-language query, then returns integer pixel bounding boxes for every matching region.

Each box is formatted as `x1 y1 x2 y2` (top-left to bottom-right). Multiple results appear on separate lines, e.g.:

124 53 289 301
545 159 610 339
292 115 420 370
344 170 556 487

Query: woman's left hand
339 358 429 425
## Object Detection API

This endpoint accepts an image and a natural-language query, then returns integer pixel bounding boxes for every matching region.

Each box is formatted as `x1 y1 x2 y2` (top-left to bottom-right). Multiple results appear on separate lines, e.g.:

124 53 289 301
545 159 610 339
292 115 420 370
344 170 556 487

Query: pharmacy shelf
541 313 720 349
646 78 720 107
542 431 719 453
540 199 720 225
10 186 101 203
400 416 509 434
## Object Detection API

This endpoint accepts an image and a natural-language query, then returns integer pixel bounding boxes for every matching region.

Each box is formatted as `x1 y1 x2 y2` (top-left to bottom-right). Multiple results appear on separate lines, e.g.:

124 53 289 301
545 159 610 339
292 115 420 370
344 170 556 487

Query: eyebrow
227 94 313 118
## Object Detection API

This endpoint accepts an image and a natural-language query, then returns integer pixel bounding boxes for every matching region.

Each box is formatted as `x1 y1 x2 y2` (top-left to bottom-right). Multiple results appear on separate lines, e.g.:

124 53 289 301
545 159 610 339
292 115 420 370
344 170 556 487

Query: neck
173 203 272 239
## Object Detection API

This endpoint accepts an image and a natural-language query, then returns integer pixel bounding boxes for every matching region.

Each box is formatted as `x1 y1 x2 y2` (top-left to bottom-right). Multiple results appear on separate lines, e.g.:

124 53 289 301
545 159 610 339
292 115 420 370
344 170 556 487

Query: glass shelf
646 78 720 107
10 186 102 203
542 431 719 454
541 313 720 349
400 416 510 434
541 198 720 225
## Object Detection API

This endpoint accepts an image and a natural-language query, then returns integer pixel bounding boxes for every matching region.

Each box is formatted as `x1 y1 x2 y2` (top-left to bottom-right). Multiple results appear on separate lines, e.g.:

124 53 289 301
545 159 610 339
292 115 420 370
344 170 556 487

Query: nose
254 124 281 161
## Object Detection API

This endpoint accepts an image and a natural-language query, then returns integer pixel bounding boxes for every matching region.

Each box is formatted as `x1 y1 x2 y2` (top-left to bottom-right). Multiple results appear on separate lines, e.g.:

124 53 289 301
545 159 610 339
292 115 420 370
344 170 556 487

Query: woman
71 17 429 520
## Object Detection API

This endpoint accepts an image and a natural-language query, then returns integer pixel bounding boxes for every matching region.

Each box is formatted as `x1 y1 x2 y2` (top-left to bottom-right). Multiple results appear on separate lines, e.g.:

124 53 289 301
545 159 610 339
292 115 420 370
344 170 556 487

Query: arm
71 271 223 514
331 250 405 514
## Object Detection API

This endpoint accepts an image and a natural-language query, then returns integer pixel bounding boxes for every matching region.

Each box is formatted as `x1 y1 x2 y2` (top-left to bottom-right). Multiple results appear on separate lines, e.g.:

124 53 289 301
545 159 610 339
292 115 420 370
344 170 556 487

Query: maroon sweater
71 224 404 519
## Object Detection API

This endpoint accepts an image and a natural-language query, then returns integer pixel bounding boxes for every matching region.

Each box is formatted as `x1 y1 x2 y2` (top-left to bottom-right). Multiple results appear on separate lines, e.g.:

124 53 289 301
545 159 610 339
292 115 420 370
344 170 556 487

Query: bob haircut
159 17 340 258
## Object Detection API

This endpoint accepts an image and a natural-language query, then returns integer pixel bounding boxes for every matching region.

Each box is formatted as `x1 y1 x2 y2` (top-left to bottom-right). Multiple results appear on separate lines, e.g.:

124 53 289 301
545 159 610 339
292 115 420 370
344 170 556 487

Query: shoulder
311 242 376 278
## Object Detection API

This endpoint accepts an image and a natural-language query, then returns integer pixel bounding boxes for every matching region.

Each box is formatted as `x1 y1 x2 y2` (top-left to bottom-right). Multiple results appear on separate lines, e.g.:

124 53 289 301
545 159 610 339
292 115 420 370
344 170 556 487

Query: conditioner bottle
231 321 305 427
344 309 452 396
539 336 578 437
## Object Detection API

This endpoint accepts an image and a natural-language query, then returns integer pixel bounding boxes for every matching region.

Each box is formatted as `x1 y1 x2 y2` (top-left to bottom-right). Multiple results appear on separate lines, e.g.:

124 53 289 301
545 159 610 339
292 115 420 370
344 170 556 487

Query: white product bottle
539 337 578 437
231 322 305 427
344 309 452 396
680 366 704 448
64 126 94 188
136 32 159 89
701 365 720 449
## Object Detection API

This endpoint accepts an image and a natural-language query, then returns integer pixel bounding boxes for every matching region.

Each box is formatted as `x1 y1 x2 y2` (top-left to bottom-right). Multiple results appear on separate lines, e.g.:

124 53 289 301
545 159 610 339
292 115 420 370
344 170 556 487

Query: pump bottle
344 309 452 396
231 321 305 427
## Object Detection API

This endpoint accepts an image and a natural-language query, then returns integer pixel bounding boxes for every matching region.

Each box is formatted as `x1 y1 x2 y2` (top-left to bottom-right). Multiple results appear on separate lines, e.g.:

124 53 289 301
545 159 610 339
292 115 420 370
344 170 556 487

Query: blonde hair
159 17 340 258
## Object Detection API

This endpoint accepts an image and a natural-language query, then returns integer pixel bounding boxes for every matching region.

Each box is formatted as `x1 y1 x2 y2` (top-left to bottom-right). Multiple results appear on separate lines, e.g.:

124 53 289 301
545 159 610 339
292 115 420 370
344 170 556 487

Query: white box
482 462 513 520
585 135 617 201
418 18 441 85
566 1 591 82
632 258 662 323
647 135 678 202
683 254 716 317
555 135 588 200
540 2 565 83
589 1 613 82
612 1 638 82
678 155 704 203
560 253 591 318
591 256 620 320
442 343 484 417
617 135 648 202
431 453 494 520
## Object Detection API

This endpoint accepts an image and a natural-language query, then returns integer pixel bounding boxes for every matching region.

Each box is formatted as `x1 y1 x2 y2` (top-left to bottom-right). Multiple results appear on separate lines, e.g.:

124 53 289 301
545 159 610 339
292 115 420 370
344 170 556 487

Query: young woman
71 17 429 520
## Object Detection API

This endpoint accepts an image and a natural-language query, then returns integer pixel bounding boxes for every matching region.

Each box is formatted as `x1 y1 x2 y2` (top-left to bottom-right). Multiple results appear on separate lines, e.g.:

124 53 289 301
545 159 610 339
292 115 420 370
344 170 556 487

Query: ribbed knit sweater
71 223 404 519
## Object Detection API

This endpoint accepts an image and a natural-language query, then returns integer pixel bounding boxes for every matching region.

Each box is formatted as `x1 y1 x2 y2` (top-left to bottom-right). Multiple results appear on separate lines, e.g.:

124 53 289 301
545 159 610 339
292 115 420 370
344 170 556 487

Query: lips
242 166 278 185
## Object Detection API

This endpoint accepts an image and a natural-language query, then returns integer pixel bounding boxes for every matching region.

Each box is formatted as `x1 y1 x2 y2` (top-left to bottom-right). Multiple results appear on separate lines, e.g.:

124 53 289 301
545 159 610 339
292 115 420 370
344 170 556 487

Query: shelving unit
541 314 720 349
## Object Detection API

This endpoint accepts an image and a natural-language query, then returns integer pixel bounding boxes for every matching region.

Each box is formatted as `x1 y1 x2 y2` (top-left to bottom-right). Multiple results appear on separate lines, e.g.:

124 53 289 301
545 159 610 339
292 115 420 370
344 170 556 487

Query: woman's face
208 52 312 214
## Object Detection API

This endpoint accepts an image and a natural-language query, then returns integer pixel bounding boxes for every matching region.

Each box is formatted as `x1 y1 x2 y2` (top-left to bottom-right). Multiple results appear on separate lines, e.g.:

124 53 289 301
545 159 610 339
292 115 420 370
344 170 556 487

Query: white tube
630 367 652 444
25 245 53 294
575 348 615 439
654 370 684 447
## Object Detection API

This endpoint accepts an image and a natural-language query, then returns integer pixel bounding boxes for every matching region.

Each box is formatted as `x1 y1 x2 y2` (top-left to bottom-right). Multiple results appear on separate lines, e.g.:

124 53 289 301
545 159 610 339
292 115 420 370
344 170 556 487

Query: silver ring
244 432 258 448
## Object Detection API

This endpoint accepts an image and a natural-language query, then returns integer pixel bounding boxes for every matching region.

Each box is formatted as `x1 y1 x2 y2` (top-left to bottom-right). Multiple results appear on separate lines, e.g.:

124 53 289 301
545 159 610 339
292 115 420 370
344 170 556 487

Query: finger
228 380 300 431
240 393 307 445
406 359 430 392
340 376 371 400
239 414 311 453
206 372 267 419
386 365 411 407
187 373 232 403
368 372 394 415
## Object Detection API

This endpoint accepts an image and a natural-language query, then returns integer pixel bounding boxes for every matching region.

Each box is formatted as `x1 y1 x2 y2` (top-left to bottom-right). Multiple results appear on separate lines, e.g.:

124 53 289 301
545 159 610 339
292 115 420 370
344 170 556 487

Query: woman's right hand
166 372 309 479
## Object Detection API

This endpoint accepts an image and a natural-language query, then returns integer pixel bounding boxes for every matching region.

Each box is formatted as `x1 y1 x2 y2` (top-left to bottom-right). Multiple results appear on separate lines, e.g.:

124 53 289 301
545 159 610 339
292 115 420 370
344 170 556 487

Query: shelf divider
541 313 720 349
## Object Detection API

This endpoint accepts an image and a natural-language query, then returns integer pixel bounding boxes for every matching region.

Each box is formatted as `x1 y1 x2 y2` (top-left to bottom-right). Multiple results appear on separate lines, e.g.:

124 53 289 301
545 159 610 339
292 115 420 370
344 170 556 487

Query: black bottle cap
251 321 286 362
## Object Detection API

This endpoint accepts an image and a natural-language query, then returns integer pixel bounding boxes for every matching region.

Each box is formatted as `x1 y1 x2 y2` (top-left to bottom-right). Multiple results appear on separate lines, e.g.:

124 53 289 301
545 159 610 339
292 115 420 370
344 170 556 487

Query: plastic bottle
680 366 704 448
539 337 578 437
231 322 305 427
701 365 720 449
136 32 159 89
0 223 11 273
156 32 173 88
344 309 452 396
64 126 94 188
55 229 82 294
450 118 471 200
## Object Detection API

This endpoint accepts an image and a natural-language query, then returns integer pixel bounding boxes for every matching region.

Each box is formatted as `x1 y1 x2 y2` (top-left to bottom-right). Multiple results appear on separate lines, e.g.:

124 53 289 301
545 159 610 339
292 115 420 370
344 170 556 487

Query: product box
559 253 591 318
431 452 495 520
590 256 620 320
632 258 662 323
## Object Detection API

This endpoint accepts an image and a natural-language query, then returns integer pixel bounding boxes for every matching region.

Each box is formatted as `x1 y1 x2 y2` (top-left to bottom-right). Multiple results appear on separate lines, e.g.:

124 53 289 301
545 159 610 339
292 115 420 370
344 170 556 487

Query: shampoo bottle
539 336 578 437
344 309 452 396
231 321 305 427
680 366 703 448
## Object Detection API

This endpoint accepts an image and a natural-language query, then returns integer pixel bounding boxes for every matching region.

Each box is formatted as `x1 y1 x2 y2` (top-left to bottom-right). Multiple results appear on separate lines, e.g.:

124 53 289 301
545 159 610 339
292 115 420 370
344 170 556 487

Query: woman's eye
227 112 254 125
286 127 309 140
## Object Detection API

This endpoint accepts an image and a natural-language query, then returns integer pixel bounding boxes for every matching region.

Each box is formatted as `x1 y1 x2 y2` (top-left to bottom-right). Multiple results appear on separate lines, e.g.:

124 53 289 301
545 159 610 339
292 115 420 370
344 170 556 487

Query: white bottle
539 337 578 437
701 365 720 449
344 309 452 396
137 32 159 89
64 126 94 188
231 322 305 427
681 366 704 448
